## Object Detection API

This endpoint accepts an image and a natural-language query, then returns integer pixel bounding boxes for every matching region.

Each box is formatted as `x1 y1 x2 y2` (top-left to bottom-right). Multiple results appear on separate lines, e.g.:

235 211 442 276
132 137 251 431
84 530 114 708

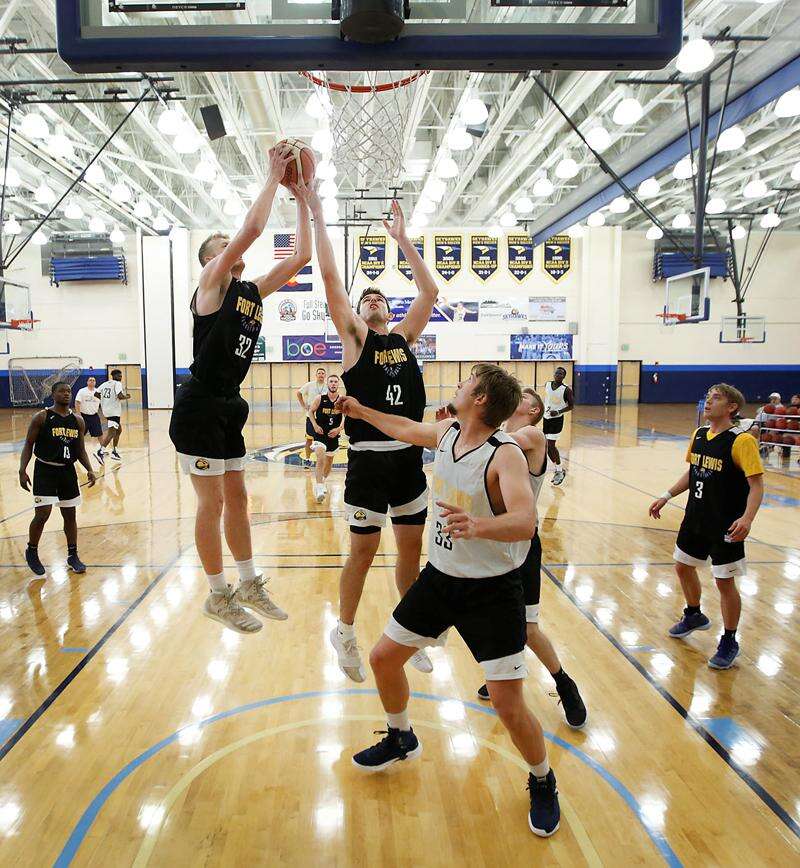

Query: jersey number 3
434 521 453 550
694 480 704 499
386 384 403 406
235 335 253 359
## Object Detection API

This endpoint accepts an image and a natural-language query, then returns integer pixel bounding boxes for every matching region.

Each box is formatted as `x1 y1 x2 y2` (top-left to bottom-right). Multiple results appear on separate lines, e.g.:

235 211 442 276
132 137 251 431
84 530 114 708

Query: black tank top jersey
685 426 751 534
342 329 426 443
190 278 263 395
314 393 342 433
34 409 80 465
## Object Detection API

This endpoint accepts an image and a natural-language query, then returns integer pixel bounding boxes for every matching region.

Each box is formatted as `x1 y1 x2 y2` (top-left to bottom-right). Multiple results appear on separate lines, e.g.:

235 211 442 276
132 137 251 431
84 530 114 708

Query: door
616 360 641 405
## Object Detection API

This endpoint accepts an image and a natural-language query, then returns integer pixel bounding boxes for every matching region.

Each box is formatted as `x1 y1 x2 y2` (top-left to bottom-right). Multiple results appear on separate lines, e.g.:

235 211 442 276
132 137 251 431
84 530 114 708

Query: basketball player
296 367 327 468
74 376 103 452
472 388 587 728
297 184 438 681
94 370 130 464
649 384 764 670
339 364 561 837
169 145 307 633
19 382 97 578
308 373 343 503
543 366 573 485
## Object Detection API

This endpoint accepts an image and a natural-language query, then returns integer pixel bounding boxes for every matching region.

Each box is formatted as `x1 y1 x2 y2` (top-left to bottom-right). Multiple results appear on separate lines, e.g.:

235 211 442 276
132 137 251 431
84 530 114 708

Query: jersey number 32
235 335 253 359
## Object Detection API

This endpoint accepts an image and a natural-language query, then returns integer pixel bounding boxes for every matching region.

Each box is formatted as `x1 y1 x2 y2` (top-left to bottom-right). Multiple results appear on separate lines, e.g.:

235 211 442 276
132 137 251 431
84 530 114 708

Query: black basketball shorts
521 530 542 623
313 434 340 455
386 562 527 680
169 378 249 476
32 459 81 508
305 418 316 440
82 413 103 438
344 445 428 533
105 415 121 430
674 518 746 579
543 414 564 441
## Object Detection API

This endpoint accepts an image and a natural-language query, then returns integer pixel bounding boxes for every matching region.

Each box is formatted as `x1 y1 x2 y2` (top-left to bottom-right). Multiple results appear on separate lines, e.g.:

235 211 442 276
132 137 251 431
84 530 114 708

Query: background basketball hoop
299 70 428 189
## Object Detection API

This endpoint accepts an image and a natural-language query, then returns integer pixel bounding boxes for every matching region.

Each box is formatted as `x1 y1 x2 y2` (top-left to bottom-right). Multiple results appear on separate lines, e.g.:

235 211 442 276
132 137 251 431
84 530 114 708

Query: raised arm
439 444 535 542
197 145 293 305
338 395 449 449
294 182 366 358
18 411 45 491
386 201 438 344
252 194 312 299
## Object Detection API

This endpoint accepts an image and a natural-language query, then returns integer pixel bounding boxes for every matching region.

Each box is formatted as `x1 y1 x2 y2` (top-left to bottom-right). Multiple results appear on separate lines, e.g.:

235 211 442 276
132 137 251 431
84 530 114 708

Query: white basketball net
304 71 426 188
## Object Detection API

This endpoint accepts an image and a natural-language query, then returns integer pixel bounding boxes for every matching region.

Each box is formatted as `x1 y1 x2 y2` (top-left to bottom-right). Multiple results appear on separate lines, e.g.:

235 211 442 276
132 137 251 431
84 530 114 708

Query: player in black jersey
308 373 344 503
169 145 308 634
297 183 438 682
18 381 96 578
649 384 764 670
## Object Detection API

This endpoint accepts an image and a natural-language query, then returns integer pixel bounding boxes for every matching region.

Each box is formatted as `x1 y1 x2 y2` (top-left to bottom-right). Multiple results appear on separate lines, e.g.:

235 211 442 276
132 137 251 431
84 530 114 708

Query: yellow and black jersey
34 409 80 466
314 393 342 433
684 425 763 533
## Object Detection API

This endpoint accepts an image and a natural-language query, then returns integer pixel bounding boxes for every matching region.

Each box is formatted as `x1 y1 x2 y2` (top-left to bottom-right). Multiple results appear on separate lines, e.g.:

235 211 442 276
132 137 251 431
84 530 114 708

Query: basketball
775 418 787 430
774 405 787 415
787 406 798 416
763 403 775 414
787 418 799 431
277 138 317 187
762 432 774 443
782 433 797 445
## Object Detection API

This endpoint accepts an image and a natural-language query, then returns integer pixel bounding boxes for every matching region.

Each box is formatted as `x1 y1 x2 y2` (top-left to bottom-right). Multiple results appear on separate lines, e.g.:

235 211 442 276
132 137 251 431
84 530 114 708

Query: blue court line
54 689 682 868
541 564 800 842
0 718 22 746
59 647 88 654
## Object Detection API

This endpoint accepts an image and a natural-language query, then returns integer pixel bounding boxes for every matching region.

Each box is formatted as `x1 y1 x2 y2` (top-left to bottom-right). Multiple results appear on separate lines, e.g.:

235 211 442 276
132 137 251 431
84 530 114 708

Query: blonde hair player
168 145 310 634
649 384 764 669
338 364 561 838
295 182 438 682
308 373 344 502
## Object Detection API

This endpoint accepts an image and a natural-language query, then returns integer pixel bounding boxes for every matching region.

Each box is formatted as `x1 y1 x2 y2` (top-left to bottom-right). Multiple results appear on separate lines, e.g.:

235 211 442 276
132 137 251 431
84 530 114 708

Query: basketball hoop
299 70 428 188
656 312 687 326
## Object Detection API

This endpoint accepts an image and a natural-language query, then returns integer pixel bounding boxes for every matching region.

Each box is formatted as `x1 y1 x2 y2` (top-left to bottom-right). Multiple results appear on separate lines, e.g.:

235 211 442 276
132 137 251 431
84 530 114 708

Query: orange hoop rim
656 312 687 323
299 69 428 94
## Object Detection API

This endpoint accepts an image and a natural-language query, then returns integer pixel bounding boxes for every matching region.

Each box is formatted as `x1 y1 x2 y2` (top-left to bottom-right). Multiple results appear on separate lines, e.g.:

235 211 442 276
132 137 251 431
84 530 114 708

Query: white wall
2 235 141 371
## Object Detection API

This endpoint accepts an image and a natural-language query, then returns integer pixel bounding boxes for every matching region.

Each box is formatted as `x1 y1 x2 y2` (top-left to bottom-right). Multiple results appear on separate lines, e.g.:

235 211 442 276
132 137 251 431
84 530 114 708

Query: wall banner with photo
387 296 479 323
479 298 527 322
410 333 436 361
528 296 567 321
510 333 573 360
282 334 343 362
470 235 498 281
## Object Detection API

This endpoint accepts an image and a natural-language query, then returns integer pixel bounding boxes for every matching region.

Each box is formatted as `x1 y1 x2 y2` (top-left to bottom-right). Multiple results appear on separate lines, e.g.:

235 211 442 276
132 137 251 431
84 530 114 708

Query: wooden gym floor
0 403 798 866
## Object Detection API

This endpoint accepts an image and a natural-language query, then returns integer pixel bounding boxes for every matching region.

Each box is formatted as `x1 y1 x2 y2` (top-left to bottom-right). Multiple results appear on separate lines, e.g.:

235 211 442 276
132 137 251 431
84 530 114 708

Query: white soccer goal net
9 357 83 407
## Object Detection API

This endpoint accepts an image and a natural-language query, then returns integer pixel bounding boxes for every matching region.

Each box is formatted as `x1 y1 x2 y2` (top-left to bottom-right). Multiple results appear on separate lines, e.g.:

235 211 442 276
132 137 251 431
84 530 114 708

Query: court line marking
541 564 800 842
132 716 602 867
54 690 681 868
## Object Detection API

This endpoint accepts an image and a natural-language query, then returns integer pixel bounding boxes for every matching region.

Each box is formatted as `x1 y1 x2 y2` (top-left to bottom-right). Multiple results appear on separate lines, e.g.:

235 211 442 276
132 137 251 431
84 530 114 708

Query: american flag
274 233 295 259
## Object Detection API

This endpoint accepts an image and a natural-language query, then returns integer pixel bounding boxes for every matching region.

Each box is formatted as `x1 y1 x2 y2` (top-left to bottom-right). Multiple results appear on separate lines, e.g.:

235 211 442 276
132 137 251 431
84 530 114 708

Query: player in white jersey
94 370 130 464
471 388 586 727
543 366 573 485
74 376 103 450
338 364 561 838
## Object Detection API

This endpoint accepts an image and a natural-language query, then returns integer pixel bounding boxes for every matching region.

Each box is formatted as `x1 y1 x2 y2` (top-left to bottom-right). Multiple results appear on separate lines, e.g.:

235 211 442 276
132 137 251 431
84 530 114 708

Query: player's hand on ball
337 396 363 418
648 497 668 519
267 144 293 183
437 501 478 539
726 516 751 542
19 470 30 491
87 470 97 487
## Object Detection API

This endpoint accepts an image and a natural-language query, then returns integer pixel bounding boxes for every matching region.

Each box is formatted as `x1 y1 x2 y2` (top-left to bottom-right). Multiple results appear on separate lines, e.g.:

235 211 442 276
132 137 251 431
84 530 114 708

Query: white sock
236 558 257 583
387 710 410 732
338 620 355 639
530 758 550 779
207 571 228 593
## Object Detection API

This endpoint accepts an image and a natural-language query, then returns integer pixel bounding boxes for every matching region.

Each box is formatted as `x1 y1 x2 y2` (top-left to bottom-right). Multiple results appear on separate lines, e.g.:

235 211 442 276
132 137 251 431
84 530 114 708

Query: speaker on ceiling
200 104 227 140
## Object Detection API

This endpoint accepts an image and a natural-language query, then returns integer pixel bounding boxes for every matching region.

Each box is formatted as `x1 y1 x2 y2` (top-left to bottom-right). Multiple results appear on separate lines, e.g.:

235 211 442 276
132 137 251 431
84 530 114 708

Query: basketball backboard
0 278 34 331
720 314 766 344
661 267 710 326
57 0 681 74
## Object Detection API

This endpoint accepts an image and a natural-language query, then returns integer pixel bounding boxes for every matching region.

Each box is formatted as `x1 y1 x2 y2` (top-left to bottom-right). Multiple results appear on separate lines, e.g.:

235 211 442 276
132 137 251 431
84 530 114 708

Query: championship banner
508 234 534 282
470 235 498 281
479 298 527 323
543 235 571 282
434 235 462 282
510 333 572 361
282 334 342 362
528 296 567 321
410 333 436 361
359 234 386 280
397 237 425 280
